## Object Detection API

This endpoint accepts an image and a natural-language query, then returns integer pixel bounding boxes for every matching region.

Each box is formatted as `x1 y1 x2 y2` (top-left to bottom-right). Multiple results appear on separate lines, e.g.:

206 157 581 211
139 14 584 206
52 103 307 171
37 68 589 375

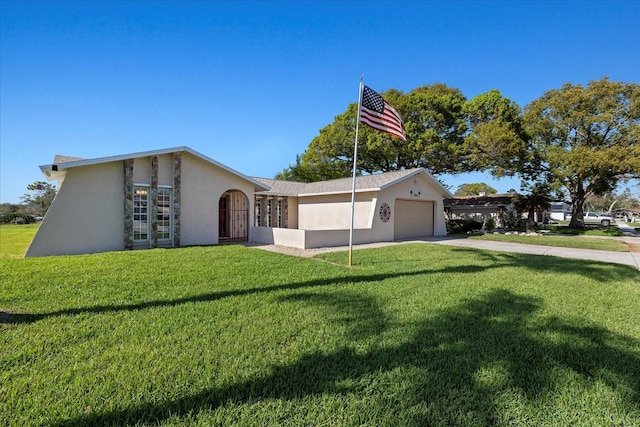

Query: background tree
463 89 532 178
0 203 21 215
584 187 640 214
454 183 497 196
277 84 469 181
20 181 56 217
512 184 552 233
524 78 640 228
398 84 468 174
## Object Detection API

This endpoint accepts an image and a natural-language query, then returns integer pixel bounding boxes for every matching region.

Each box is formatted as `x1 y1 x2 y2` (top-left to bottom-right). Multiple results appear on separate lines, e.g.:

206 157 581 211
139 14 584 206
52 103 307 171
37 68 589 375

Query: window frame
133 185 150 242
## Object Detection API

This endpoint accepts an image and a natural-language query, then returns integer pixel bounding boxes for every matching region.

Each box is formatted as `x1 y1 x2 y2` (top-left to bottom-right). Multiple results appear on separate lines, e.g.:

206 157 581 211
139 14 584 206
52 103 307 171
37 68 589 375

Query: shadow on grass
4 245 637 325
52 289 640 426
444 246 639 282
1 267 483 325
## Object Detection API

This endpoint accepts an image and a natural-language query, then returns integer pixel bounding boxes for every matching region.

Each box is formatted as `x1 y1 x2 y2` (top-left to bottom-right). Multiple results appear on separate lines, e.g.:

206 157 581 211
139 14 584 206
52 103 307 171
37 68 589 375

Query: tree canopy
523 78 640 227
277 84 469 181
277 78 640 229
20 181 56 217
454 183 497 196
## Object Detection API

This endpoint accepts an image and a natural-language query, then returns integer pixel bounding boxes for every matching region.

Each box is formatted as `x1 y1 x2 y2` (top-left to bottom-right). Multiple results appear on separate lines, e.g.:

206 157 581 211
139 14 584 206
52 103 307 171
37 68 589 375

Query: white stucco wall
379 173 448 237
26 162 124 257
251 226 379 249
251 172 448 249
179 153 255 246
297 192 375 230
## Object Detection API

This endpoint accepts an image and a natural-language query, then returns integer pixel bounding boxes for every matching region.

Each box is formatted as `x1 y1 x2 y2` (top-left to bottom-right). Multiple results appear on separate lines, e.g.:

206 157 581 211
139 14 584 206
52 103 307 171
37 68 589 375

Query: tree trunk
526 207 536 233
568 186 586 228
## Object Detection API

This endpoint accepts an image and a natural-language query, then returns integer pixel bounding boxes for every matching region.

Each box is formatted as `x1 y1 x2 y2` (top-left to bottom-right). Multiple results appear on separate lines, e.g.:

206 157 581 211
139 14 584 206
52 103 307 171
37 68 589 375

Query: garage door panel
394 200 434 239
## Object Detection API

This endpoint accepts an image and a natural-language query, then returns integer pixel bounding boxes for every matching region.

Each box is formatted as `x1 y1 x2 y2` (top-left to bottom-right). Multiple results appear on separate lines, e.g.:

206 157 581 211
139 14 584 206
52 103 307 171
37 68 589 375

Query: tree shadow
53 289 640 426
4 242 636 326
1 266 485 325
435 245 639 282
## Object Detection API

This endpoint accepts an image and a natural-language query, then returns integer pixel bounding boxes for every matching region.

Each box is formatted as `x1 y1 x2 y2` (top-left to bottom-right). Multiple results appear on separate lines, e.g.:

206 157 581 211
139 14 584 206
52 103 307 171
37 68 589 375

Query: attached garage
394 199 434 239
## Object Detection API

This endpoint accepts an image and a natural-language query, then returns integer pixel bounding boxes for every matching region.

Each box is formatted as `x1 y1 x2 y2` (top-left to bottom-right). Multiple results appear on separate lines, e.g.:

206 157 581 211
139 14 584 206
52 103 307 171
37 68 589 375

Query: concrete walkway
250 226 640 270
422 236 640 269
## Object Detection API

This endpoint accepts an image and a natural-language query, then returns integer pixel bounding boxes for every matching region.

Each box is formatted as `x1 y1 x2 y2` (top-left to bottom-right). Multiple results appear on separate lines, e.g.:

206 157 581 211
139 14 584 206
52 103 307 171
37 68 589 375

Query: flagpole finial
360 74 364 81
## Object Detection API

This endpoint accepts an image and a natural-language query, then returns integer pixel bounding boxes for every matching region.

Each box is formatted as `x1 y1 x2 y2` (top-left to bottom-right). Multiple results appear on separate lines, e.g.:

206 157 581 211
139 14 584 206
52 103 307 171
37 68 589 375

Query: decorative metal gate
219 190 249 242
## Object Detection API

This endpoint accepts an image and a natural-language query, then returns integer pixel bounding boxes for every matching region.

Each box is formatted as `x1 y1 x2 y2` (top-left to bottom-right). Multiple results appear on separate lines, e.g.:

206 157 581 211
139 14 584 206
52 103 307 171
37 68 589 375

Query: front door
219 190 249 242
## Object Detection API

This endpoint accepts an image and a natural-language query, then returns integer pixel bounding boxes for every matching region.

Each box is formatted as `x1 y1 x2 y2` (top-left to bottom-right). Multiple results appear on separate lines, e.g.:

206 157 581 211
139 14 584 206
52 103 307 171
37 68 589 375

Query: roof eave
377 169 453 198
38 146 269 191
298 188 379 197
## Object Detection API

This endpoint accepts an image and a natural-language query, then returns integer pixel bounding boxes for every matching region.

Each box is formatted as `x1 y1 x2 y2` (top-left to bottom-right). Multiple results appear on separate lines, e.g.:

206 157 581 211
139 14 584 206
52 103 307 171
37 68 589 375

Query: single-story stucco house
26 146 452 257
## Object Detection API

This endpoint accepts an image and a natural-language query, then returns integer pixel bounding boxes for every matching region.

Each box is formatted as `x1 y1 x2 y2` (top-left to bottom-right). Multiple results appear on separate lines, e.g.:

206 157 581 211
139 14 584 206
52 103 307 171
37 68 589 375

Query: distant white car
583 212 614 226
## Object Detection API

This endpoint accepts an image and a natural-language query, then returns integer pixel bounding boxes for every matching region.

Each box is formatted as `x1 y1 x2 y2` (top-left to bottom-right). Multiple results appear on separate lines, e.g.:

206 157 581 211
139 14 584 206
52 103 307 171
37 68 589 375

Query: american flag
359 85 406 141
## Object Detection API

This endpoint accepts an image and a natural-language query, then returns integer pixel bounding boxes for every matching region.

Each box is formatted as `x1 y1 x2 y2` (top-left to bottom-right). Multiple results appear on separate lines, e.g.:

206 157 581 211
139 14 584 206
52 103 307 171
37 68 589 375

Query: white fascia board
377 169 453 198
38 146 269 191
298 188 379 197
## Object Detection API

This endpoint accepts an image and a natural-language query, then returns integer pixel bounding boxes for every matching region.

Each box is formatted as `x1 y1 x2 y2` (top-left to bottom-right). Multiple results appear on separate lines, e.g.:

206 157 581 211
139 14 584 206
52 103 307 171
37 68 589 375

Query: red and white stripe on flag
359 85 406 141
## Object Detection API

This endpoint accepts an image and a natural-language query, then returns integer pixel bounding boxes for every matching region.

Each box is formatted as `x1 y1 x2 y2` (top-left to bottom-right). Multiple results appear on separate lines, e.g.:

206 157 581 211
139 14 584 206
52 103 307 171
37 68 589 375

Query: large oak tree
524 78 640 228
277 84 469 181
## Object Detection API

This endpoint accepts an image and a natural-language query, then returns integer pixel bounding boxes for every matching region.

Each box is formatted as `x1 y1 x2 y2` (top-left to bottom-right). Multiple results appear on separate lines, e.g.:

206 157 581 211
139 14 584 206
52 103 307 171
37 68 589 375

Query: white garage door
394 199 434 240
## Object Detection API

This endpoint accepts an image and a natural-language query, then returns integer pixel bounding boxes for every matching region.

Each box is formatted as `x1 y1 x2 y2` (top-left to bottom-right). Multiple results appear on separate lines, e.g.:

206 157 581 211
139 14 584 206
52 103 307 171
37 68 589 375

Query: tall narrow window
255 197 263 226
157 188 171 240
277 199 284 228
133 187 149 241
266 199 273 227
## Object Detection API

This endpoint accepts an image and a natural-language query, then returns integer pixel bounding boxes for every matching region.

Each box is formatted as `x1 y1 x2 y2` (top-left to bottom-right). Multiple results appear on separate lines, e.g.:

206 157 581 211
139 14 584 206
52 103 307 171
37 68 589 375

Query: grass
543 225 624 237
0 223 39 258
468 233 629 252
1 226 639 426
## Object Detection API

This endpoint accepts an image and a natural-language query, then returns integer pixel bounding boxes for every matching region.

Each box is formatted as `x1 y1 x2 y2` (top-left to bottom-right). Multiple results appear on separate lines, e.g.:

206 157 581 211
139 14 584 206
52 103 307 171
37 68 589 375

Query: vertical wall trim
123 159 134 250
173 152 181 248
150 156 158 248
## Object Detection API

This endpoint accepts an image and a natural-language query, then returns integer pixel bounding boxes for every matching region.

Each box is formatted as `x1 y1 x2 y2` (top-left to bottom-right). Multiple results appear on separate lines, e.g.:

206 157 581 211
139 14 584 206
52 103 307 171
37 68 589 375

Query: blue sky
1 1 639 203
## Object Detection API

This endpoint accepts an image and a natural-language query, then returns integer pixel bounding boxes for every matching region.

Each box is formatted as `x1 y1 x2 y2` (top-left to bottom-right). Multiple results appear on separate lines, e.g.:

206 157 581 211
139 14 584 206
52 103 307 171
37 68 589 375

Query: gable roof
40 146 269 191
53 155 86 164
256 168 452 198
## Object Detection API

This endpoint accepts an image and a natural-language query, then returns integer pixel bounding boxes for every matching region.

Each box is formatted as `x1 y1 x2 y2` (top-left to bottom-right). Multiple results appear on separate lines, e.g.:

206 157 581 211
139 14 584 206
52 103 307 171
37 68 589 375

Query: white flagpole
348 78 365 267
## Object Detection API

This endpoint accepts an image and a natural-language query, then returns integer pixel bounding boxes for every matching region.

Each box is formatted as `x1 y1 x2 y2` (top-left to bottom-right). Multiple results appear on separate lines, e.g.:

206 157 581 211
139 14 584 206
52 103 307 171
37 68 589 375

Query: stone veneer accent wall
123 159 134 250
173 152 181 248
123 153 181 250
150 155 158 248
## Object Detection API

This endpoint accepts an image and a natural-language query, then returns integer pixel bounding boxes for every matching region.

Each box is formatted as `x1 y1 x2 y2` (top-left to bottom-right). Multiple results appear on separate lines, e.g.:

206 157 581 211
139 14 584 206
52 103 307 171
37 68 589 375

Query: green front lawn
0 223 39 258
469 232 629 252
2 232 639 425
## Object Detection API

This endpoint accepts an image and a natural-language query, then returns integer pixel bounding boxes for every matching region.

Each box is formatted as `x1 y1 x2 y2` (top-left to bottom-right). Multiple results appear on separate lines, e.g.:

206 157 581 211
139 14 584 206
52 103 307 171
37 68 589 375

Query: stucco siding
251 227 381 249
286 196 299 228
133 157 150 183
179 153 256 246
298 192 374 230
26 162 124 257
379 173 448 237
157 154 173 186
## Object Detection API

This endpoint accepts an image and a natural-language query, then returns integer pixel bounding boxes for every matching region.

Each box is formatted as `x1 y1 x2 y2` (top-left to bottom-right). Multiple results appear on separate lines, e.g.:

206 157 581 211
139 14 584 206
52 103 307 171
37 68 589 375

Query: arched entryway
219 190 249 243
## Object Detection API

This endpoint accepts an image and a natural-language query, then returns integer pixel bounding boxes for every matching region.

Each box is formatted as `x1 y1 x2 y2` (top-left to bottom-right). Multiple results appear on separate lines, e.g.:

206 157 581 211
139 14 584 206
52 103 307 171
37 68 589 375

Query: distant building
548 201 571 221
444 194 516 228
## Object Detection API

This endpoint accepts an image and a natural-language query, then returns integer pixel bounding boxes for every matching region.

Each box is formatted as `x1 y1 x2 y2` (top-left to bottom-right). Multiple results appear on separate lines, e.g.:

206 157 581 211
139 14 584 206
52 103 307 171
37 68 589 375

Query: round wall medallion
379 203 391 223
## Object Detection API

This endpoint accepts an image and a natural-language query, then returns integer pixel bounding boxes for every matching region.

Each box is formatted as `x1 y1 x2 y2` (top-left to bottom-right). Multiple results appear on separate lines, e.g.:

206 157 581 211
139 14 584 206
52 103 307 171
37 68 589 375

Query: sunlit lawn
468 232 629 251
0 223 39 258
1 225 639 426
